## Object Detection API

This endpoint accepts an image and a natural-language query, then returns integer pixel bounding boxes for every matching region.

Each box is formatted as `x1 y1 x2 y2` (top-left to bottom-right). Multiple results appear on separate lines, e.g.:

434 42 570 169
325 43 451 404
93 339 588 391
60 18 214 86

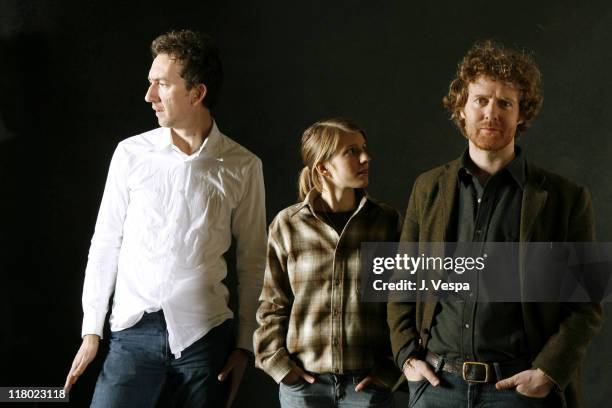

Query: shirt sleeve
253 215 294 383
81 144 130 338
231 157 267 352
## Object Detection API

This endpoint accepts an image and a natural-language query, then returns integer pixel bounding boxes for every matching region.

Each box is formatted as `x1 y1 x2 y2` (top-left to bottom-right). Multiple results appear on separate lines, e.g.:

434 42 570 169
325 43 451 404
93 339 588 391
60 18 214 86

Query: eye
344 147 357 156
474 97 487 106
499 99 513 108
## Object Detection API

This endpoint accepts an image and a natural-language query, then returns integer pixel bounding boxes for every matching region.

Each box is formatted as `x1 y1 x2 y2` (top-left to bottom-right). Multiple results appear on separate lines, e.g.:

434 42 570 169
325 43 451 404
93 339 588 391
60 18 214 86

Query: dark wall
1 1 610 407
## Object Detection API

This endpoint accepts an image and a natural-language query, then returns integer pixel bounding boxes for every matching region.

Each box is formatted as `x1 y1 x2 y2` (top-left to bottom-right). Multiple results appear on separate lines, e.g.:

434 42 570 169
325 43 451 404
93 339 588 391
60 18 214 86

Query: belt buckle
462 361 490 383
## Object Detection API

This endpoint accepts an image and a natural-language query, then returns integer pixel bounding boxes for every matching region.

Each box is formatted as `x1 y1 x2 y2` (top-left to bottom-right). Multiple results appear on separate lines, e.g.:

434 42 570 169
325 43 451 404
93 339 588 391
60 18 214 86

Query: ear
315 162 329 177
191 84 207 106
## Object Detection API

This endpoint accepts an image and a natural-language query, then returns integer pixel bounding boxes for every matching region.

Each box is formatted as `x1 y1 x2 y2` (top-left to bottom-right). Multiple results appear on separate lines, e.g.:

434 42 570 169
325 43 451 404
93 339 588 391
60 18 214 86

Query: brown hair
443 40 543 135
151 29 222 109
298 118 366 201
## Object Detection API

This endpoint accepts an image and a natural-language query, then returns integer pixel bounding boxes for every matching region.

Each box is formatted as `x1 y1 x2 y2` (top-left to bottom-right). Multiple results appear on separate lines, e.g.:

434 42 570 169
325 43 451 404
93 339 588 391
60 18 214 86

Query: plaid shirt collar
290 188 375 218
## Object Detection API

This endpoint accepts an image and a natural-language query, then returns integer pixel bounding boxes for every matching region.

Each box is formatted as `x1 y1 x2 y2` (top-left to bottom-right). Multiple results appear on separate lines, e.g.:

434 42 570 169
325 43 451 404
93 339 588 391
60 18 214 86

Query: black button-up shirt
427 147 529 363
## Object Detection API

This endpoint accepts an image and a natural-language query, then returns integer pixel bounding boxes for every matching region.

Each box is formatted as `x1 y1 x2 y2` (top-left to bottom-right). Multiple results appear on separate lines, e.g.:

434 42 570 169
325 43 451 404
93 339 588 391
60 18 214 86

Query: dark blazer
387 156 602 408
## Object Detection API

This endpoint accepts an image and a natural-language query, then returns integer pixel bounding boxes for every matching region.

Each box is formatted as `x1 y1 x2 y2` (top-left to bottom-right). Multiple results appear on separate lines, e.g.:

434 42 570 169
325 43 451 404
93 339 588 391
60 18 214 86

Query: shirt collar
152 127 173 151
290 188 373 218
153 120 222 158
458 145 526 189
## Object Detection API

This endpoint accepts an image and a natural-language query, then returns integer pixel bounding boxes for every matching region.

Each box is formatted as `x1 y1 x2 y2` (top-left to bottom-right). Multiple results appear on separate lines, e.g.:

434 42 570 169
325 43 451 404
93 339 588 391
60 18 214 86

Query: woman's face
322 131 371 190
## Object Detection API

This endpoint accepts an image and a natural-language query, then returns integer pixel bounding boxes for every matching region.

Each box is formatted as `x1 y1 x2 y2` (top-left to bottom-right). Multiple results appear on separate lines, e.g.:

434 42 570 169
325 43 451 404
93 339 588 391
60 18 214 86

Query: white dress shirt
81 122 266 358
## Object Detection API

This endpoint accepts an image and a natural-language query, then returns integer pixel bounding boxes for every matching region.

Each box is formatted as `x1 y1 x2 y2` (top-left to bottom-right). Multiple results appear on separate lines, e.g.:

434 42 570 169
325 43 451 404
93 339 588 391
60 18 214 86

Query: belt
425 351 531 384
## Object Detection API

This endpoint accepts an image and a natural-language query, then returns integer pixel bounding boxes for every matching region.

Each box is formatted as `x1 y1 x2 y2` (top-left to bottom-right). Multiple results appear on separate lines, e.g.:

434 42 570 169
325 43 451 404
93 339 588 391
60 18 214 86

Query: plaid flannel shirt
254 189 401 386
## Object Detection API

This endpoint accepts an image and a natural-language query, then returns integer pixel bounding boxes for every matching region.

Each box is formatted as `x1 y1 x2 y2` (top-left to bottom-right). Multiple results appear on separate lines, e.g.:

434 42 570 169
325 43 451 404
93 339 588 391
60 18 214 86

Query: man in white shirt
64 29 266 407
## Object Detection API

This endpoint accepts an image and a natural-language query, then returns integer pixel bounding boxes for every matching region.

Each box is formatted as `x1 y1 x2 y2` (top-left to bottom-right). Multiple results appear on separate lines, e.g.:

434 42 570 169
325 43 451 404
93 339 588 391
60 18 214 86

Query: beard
466 126 515 152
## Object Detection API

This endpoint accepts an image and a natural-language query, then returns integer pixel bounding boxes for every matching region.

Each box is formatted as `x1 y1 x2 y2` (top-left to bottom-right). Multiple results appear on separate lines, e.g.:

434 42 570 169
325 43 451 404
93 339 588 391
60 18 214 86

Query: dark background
1 1 610 407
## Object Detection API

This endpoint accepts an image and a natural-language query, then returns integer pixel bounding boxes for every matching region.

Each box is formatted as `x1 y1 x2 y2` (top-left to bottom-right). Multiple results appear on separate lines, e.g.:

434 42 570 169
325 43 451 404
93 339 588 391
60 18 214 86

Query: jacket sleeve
532 187 603 389
253 216 295 383
387 179 422 369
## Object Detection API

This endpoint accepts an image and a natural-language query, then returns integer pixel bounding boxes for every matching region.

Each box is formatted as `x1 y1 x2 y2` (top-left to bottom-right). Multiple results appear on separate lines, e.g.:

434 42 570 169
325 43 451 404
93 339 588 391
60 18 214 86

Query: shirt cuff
81 313 104 339
260 348 294 384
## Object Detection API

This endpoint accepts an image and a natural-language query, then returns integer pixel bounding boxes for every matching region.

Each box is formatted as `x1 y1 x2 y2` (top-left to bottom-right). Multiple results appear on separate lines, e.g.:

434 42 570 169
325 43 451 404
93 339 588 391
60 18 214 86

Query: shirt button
332 337 339 346
476 230 482 235
465 323 470 329
333 309 339 317
477 198 482 204
334 279 340 286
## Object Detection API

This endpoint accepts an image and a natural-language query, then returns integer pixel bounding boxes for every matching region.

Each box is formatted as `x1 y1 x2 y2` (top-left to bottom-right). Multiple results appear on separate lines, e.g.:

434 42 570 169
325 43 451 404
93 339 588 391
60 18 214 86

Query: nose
145 83 158 103
360 150 371 163
483 100 500 121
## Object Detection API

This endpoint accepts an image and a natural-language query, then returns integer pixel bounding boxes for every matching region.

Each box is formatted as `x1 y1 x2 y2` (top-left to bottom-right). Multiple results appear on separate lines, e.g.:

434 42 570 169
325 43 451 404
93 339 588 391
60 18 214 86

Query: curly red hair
443 40 543 135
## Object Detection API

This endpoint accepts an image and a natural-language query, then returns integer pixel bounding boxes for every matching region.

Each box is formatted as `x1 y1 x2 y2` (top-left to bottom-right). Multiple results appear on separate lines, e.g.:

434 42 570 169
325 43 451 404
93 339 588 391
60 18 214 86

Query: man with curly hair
63 29 266 407
388 40 601 407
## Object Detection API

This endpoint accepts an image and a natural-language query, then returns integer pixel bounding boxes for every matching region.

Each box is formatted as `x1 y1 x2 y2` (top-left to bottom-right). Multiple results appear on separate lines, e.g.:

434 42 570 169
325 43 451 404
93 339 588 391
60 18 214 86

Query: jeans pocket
515 389 548 400
407 380 429 408
365 383 392 393
512 389 555 408
282 377 308 391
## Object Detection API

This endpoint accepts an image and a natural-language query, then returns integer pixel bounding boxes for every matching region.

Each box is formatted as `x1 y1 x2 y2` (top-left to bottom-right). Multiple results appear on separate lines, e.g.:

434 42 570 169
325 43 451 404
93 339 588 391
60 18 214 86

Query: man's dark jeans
407 371 559 408
90 311 232 408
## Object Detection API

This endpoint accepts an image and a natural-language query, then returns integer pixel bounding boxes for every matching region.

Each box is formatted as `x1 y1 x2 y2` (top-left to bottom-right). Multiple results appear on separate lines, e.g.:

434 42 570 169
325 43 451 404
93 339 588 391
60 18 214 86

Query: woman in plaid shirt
254 118 401 407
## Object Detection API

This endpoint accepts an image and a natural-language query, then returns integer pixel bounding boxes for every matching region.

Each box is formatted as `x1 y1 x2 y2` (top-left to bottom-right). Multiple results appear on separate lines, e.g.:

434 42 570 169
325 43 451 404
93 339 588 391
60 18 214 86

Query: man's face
461 76 522 152
145 54 196 129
